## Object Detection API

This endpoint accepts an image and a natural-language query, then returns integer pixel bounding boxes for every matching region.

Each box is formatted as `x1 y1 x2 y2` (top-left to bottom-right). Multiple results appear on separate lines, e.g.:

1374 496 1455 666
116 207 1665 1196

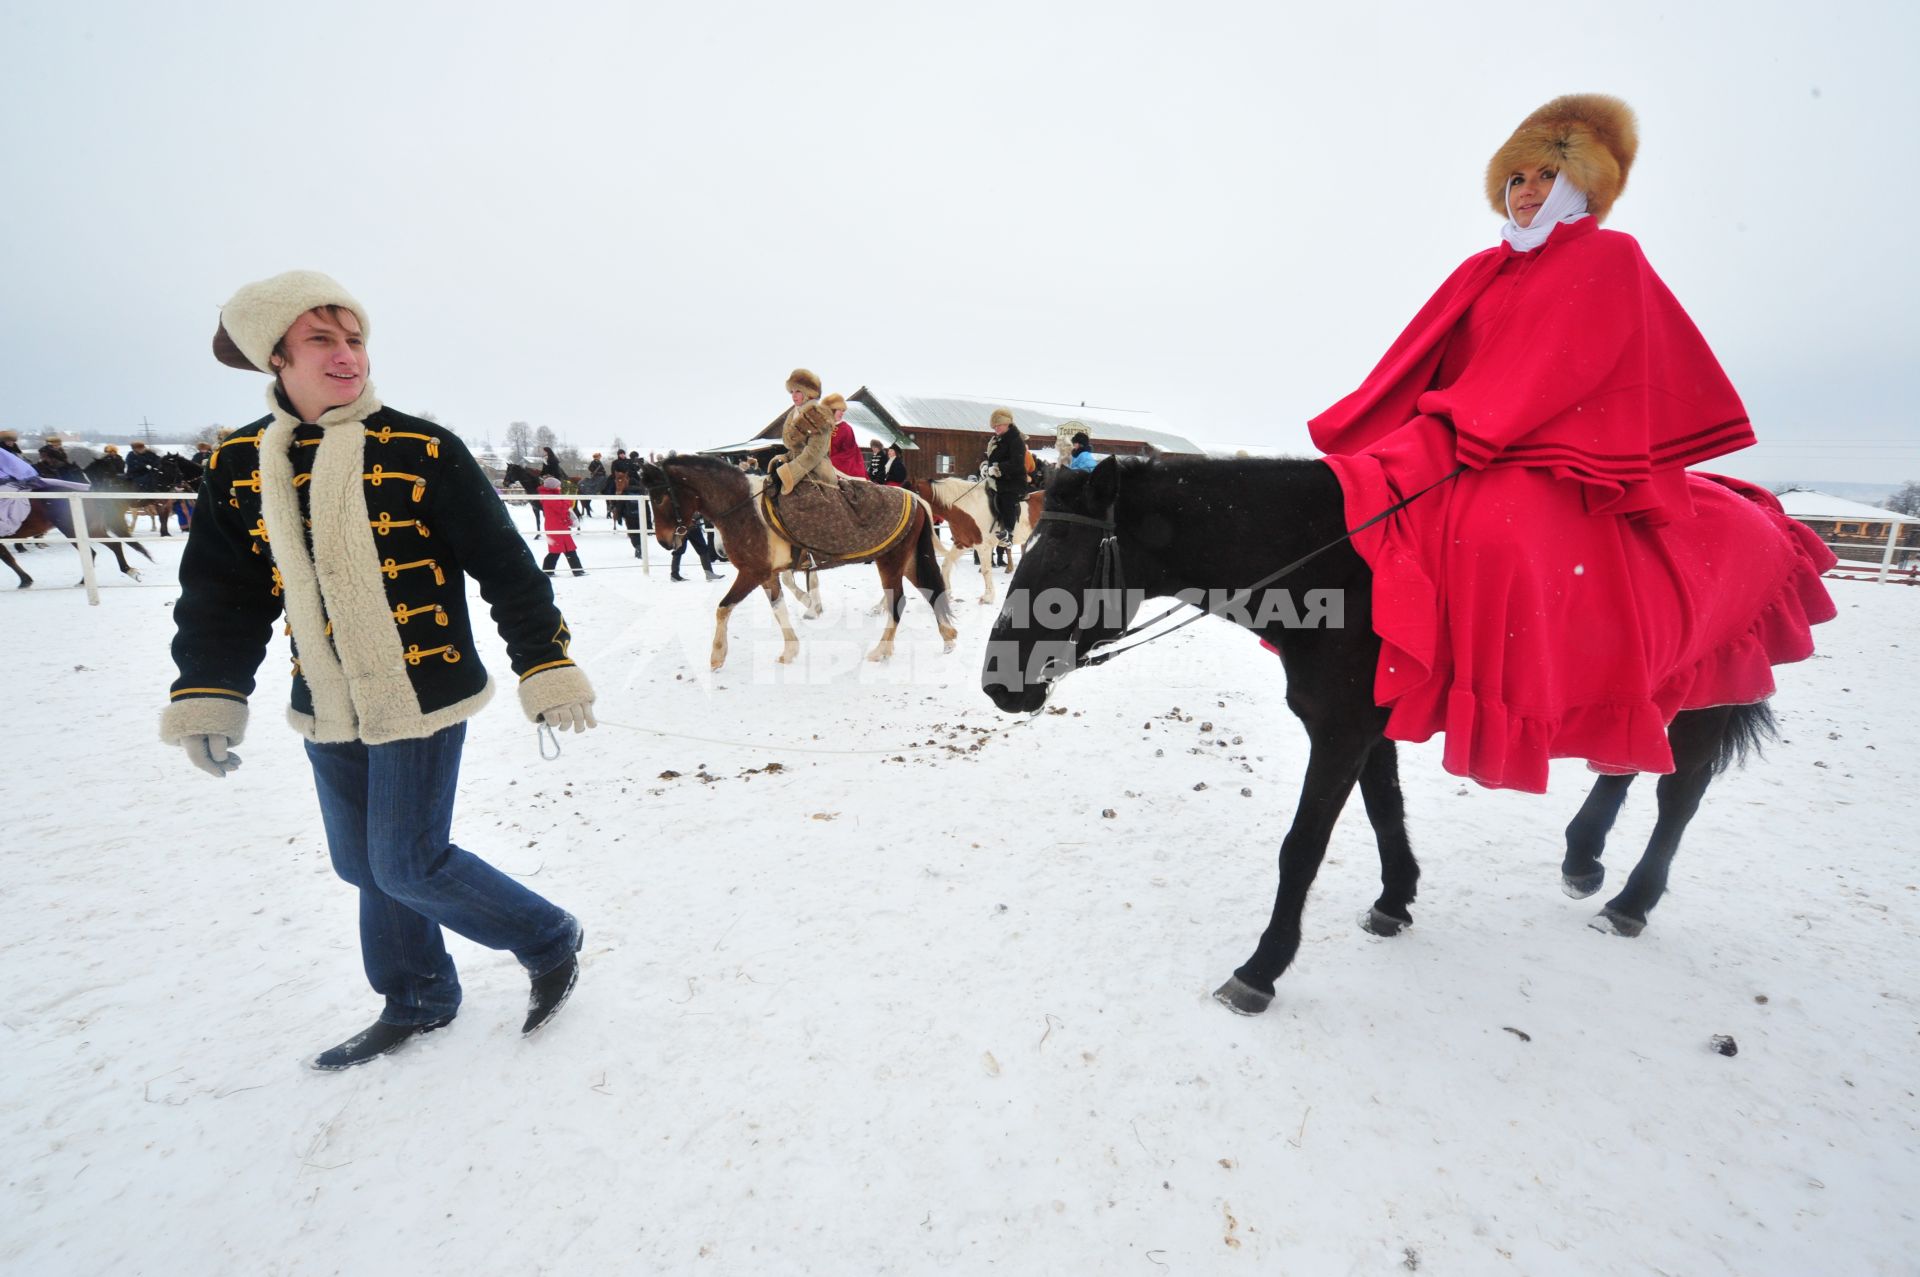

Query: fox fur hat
1485 94 1639 223
786 368 822 397
213 270 369 373
989 408 1014 428
821 392 847 413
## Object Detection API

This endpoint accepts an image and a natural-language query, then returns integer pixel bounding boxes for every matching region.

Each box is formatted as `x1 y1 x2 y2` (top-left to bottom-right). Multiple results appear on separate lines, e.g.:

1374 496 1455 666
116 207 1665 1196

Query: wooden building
700 387 1203 488
1776 488 1920 582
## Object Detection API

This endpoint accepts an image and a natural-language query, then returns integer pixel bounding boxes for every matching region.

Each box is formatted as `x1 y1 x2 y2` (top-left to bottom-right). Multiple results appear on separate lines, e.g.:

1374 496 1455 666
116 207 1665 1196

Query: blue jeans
305 722 578 1026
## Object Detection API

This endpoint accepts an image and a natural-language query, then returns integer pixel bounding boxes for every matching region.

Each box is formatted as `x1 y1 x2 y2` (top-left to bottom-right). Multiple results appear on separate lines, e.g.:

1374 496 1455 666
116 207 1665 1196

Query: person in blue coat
1066 432 1097 472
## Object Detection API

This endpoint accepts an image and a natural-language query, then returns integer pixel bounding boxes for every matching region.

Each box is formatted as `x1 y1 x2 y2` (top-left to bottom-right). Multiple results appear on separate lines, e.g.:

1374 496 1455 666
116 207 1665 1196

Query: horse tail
911 511 952 623
1711 701 1778 775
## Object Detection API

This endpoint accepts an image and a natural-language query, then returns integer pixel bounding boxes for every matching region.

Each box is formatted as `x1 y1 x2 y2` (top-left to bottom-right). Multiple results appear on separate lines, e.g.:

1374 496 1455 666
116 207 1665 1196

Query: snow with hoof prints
2 530 1915 1275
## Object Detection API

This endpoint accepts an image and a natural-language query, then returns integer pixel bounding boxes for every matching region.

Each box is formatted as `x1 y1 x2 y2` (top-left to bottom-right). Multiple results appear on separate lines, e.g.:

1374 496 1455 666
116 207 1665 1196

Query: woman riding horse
1309 93 1816 793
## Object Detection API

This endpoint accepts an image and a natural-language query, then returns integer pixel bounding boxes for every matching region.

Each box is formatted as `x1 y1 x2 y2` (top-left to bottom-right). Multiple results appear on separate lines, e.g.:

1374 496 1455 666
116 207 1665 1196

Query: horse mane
664 453 752 498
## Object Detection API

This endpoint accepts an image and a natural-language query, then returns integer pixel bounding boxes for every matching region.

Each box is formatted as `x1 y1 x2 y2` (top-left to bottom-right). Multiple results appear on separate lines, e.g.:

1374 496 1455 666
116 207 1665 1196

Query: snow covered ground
3 519 1916 1275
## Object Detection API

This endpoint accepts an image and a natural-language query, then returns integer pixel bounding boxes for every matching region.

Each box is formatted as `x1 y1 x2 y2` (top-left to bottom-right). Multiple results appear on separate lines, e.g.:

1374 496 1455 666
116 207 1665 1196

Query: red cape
1307 220 1834 792
829 422 867 480
1311 218 1754 525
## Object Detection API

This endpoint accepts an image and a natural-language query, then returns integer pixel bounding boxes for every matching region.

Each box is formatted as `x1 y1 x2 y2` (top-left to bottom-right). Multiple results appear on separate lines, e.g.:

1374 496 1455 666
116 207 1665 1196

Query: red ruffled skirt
1320 442 1837 793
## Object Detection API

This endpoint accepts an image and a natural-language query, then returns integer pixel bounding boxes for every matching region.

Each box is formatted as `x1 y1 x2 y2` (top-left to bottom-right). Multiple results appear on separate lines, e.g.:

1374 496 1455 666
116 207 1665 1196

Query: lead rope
1082 463 1467 669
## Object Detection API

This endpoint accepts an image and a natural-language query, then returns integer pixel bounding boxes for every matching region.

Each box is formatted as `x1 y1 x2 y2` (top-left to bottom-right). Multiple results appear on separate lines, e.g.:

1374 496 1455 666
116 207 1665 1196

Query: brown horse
912 477 1045 604
640 456 956 670
1 494 155 589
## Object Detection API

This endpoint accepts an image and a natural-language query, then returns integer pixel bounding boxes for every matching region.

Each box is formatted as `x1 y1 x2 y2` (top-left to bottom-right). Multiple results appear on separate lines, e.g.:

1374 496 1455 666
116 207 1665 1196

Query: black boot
670 571 685 581
311 1014 454 1071
523 929 584 1036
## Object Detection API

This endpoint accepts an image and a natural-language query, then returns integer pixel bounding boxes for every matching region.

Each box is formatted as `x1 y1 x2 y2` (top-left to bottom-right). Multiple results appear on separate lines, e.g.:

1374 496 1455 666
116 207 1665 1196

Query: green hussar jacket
160 385 593 748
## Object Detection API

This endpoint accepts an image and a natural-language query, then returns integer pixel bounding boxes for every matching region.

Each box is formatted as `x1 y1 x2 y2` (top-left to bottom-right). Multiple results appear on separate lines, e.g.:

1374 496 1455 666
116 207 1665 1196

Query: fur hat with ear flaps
213 270 369 373
1485 94 1639 223
821 392 846 413
989 408 1014 428
786 368 822 397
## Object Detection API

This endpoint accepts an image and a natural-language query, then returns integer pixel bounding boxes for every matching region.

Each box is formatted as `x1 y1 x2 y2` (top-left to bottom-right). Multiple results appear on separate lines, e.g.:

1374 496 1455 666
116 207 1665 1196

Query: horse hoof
1359 906 1411 937
1211 975 1273 1016
1588 909 1645 938
1562 868 1605 899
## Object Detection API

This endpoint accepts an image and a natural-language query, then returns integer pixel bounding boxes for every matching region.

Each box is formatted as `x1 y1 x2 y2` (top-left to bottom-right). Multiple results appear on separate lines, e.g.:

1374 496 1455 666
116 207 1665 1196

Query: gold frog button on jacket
160 383 592 748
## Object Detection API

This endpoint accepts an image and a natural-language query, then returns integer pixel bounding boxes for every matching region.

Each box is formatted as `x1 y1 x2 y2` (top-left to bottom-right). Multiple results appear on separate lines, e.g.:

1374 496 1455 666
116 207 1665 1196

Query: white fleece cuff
517 665 595 723
160 697 250 747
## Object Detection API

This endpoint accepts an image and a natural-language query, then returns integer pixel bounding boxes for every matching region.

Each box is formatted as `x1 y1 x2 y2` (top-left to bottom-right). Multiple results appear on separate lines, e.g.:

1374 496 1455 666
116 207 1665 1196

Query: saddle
761 477 915 565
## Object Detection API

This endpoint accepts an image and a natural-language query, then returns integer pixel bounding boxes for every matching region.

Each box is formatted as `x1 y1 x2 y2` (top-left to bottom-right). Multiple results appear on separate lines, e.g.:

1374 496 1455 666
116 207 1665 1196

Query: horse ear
1090 456 1119 508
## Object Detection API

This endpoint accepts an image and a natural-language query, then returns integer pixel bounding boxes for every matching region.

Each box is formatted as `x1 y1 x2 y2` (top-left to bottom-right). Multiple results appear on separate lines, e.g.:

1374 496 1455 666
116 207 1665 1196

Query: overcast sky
2 0 1913 485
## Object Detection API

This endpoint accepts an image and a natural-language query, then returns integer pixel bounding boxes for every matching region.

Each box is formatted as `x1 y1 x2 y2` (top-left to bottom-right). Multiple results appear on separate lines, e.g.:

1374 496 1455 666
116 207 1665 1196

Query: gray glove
541 703 598 733
183 734 243 778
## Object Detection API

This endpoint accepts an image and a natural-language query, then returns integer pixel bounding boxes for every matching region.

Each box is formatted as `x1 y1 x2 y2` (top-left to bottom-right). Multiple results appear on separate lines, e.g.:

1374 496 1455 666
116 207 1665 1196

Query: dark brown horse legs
1214 730 1373 1015
1 545 30 587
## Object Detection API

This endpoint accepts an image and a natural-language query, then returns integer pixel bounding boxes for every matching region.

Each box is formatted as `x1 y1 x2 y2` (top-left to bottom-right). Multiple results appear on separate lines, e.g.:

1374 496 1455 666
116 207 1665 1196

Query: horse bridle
644 463 772 543
1033 508 1128 669
1036 462 1466 674
642 470 692 541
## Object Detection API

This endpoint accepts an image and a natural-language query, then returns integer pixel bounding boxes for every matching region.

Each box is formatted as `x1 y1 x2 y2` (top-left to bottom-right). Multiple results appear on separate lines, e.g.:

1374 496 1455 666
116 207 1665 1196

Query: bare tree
504 421 534 461
1886 481 1920 517
534 425 557 455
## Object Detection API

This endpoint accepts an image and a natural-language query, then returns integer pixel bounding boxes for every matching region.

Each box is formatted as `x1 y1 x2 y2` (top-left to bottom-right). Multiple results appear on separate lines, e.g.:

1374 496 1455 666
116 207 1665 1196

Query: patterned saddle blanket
763 477 915 563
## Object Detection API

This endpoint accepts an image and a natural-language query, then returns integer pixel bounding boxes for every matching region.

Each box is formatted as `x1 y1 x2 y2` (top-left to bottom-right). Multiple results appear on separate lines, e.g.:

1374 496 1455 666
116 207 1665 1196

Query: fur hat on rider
1485 94 1638 223
822 393 846 413
212 270 370 374
990 408 1014 428
786 368 822 397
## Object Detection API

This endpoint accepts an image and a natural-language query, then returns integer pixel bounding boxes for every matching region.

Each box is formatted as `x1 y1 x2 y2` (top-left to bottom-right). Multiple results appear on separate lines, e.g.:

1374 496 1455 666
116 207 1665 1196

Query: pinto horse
640 456 956 670
982 456 1788 1016
912 477 1045 604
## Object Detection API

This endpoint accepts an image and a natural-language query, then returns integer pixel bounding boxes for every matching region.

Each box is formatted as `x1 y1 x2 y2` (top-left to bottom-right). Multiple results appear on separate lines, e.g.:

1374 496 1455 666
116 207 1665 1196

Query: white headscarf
1501 170 1590 252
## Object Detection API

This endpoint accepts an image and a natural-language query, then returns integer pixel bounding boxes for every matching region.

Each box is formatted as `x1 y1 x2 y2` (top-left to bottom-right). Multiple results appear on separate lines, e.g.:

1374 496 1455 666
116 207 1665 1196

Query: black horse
501 462 543 532
982 456 1776 1016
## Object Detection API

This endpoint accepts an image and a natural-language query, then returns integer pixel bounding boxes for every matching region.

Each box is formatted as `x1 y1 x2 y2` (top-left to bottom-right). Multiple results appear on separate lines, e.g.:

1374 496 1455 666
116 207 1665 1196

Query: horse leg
710 573 762 670
1215 728 1374 1014
0 543 28 588
1593 707 1730 937
1355 739 1420 936
1562 773 1634 898
908 522 958 651
868 563 905 662
762 576 801 665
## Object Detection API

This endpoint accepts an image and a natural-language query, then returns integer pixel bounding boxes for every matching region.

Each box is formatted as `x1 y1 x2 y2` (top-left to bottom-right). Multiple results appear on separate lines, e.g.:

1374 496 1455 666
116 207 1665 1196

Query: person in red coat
823 393 868 481
538 476 585 576
1309 94 1834 792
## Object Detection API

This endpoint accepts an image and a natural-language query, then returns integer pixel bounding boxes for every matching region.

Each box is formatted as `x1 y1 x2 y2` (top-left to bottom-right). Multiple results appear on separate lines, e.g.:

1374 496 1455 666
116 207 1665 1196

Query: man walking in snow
162 271 598 1070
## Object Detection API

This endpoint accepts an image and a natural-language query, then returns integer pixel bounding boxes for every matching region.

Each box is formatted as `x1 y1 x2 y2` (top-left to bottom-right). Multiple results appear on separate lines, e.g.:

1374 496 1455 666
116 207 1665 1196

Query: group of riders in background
0 395 1089 589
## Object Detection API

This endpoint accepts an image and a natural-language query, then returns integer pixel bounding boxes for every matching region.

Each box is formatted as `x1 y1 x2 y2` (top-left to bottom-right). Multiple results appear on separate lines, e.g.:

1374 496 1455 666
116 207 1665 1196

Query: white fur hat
213 270 369 373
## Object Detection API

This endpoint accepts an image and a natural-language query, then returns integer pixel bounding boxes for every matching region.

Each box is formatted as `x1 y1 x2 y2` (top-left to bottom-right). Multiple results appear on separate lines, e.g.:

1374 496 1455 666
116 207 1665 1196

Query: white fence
3 490 665 605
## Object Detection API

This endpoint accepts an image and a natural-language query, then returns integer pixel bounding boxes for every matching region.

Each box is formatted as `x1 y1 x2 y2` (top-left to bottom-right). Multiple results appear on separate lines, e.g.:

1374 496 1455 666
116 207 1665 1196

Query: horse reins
646 465 764 541
1040 463 1467 671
